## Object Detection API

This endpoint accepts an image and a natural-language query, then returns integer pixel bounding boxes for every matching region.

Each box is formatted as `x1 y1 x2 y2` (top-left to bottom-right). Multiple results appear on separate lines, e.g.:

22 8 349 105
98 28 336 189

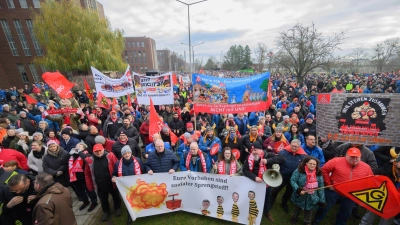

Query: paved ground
70 188 101 225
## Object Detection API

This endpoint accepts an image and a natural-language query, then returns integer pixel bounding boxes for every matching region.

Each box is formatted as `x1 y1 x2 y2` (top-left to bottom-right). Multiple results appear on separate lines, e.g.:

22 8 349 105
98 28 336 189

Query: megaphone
262 169 282 187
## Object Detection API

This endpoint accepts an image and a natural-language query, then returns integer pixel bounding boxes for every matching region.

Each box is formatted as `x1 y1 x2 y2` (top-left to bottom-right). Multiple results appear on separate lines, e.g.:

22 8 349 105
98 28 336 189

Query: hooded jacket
278 145 307 179
32 183 77 225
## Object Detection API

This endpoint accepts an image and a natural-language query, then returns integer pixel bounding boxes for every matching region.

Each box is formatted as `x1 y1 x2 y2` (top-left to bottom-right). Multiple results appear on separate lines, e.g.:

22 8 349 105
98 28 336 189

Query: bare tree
275 23 345 83
253 43 268 72
351 47 368 73
372 38 399 72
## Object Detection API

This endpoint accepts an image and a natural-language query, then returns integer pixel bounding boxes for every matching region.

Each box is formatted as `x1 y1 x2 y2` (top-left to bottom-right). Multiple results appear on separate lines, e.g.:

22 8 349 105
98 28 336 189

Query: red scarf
186 150 207 172
248 152 266 178
68 155 84 182
117 157 141 177
304 166 318 194
217 160 236 175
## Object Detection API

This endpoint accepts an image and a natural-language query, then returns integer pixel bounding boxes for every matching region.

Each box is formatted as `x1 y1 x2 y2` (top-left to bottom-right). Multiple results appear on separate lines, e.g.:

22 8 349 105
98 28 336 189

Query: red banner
24 94 38 105
47 108 78 114
334 175 400 219
127 93 132 108
96 91 110 109
149 98 179 144
84 78 94 101
193 101 268 114
42 71 74 99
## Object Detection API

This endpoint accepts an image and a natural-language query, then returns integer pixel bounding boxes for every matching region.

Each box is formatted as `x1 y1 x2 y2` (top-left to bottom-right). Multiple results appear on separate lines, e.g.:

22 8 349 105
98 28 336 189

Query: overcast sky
100 0 400 62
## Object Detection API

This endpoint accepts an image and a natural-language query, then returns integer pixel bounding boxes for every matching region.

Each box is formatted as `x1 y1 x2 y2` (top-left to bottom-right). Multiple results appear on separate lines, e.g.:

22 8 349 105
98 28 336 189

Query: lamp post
182 41 204 72
176 0 207 73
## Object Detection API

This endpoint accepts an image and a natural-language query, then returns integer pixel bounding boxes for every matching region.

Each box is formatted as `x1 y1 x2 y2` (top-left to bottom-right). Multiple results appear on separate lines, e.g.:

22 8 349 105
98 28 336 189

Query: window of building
143 51 146 64
127 41 130 48
140 67 143 72
141 42 144 47
13 20 31 56
145 67 147 72
40 65 47 73
33 0 40 8
129 50 133 63
130 42 134 47
29 64 40 83
0 20 19 56
6 0 15 8
17 64 29 83
26 20 43 56
19 0 28 8
137 42 140 47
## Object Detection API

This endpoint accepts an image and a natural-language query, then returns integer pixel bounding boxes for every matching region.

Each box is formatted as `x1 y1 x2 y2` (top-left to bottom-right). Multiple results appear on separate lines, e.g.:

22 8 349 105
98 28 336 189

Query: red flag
96 91 110 109
111 97 118 111
266 80 272 108
84 79 94 101
24 94 38 104
127 93 132 108
149 98 164 142
172 73 178 85
333 175 400 219
42 71 74 99
199 68 204 74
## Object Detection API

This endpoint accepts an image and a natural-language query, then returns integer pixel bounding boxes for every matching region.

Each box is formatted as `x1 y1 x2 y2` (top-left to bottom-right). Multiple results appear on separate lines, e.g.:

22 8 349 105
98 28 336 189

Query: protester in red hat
84 144 120 222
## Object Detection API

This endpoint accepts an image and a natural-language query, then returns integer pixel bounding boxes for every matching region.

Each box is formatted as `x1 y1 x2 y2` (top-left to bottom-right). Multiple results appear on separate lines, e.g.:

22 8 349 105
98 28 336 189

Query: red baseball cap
93 144 104 152
347 147 361 157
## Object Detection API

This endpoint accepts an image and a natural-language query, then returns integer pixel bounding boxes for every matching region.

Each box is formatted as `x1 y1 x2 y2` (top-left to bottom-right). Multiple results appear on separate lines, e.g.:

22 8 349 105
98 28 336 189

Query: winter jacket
84 152 117 192
15 117 36 135
373 162 398 185
321 157 373 186
284 132 305 145
0 148 29 170
169 118 184 137
112 138 141 159
145 149 179 173
335 143 378 170
179 151 211 173
198 136 222 162
31 183 77 225
290 168 325 210
112 156 145 176
103 116 123 139
162 111 174 125
301 144 325 167
145 142 171 157
42 147 69 186
59 136 80 152
278 146 307 179
115 125 139 142
234 116 249 135
299 122 316 137
242 151 285 181
139 121 150 145
27 147 47 174
84 133 98 154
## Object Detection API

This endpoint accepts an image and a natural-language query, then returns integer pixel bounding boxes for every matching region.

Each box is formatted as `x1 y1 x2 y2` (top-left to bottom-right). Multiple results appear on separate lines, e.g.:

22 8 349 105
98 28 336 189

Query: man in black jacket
0 174 36 225
169 112 184 137
85 125 100 154
299 114 316 137
114 118 139 142
145 139 179 174
112 131 141 160
242 142 285 222
103 111 123 140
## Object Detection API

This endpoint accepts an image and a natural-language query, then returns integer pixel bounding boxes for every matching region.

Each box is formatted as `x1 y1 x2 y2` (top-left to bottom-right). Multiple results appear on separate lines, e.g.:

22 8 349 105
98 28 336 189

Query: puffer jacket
42 146 69 186
301 144 325 167
145 150 179 173
290 168 325 210
59 136 80 152
31 183 77 225
335 143 378 169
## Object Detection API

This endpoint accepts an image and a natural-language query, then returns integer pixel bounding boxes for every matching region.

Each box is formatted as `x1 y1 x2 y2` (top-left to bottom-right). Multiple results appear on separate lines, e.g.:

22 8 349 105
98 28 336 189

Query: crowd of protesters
0 70 399 225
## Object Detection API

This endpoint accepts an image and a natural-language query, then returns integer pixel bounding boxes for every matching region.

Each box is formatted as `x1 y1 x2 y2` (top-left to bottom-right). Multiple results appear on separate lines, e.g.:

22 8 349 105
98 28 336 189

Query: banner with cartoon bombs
133 72 174 105
316 93 400 146
91 66 135 97
116 172 266 225
191 72 270 114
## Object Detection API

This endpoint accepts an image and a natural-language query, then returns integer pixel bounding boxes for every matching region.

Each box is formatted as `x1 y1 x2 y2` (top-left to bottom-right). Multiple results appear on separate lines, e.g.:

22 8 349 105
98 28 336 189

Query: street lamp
193 54 201 71
182 41 204 72
176 0 207 73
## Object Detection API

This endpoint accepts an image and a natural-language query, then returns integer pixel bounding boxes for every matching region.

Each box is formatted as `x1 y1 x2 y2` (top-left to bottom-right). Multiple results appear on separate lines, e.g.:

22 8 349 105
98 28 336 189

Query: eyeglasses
291 145 300 148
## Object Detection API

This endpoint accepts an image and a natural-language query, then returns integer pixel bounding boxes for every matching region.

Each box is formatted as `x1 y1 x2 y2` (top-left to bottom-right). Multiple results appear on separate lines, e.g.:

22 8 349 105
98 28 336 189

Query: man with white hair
146 139 179 174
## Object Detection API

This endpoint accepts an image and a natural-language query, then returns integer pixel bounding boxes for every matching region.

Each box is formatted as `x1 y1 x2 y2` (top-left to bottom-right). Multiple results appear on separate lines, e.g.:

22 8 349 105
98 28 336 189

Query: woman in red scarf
211 147 242 176
290 156 325 225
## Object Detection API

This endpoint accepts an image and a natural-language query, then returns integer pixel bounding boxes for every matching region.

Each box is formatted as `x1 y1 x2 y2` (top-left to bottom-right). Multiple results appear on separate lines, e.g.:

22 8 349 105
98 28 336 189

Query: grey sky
100 0 400 61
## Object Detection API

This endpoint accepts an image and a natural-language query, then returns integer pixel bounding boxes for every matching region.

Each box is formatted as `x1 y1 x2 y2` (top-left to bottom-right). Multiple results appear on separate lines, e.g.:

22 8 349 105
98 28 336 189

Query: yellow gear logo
350 181 388 213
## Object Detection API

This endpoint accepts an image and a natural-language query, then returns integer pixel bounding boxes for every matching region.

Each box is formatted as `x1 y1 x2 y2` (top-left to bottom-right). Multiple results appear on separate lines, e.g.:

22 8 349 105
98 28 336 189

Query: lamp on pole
176 0 207 73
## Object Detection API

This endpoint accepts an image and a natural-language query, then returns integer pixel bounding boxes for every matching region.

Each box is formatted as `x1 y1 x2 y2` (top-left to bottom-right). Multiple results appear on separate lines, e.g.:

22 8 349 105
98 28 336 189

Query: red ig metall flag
42 71 74 98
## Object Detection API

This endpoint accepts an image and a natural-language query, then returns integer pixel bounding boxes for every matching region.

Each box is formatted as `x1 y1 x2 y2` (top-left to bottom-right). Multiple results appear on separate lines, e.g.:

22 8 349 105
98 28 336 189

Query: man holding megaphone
242 142 285 223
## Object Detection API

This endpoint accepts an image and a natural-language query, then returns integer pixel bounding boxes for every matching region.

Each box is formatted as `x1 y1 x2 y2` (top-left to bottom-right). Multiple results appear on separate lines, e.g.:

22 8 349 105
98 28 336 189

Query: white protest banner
116 172 266 225
91 66 134 97
133 72 174 105
180 74 191 83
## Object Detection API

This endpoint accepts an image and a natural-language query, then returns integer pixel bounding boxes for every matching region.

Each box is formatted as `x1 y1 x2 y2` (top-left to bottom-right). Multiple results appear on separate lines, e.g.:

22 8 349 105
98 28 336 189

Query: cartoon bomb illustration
351 102 377 120
166 193 182 210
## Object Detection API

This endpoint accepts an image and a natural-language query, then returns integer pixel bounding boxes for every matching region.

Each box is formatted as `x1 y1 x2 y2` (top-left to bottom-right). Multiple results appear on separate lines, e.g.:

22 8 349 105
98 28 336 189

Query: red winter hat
282 103 287 109
186 123 193 128
306 100 311 107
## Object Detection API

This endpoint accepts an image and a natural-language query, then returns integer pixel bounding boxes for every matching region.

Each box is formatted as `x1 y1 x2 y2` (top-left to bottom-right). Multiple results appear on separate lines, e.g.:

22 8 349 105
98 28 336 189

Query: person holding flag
312 148 373 225
199 126 223 162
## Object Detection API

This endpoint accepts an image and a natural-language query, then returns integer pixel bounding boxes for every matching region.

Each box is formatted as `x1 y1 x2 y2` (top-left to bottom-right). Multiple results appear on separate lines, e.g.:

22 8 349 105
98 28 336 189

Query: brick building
0 0 105 89
123 37 158 73
157 50 171 72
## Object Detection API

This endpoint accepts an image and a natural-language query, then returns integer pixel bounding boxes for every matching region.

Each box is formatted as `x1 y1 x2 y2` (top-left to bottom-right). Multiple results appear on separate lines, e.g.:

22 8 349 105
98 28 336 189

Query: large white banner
91 66 134 97
133 72 174 105
116 172 266 225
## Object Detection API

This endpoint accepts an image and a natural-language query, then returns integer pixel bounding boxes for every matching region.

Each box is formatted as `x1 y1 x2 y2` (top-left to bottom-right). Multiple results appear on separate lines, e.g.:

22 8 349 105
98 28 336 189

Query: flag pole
312 185 333 191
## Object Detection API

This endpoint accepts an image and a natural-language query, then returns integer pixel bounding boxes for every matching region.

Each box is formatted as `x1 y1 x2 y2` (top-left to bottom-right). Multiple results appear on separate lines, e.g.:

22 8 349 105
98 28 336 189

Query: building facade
157 50 171 72
0 0 106 89
123 36 158 73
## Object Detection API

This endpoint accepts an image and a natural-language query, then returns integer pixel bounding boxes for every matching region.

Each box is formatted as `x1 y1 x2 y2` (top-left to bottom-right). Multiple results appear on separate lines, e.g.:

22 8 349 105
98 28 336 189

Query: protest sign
116 172 266 225
47 108 78 115
192 72 270 114
317 93 400 146
91 66 134 97
133 72 174 105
